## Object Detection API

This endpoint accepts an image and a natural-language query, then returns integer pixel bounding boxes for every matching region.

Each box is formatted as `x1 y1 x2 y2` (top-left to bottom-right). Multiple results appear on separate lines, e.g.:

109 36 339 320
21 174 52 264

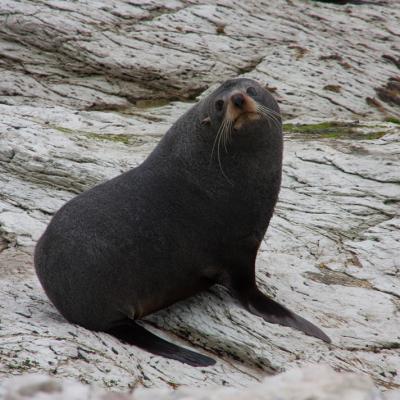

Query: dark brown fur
35 78 330 366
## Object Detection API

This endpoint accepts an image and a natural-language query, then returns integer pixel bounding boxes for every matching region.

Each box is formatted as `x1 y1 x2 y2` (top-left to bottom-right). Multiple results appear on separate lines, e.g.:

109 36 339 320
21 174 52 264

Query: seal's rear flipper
244 288 331 343
106 321 216 367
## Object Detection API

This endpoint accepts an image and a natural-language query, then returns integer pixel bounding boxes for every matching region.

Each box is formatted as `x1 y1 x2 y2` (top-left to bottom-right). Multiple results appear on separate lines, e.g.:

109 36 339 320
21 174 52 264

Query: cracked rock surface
0 365 391 400
0 0 399 396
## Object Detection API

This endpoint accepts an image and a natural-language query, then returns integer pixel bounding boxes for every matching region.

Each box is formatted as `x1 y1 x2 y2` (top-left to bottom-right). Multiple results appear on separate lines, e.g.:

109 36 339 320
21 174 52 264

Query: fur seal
34 78 331 367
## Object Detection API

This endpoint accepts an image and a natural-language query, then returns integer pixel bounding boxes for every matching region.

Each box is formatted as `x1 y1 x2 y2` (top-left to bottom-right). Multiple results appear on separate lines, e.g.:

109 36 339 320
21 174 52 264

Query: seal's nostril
232 93 245 109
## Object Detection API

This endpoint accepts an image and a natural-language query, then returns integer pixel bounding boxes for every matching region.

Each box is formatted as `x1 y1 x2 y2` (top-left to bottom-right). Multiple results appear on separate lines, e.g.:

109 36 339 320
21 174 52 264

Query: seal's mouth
226 92 261 130
233 111 261 130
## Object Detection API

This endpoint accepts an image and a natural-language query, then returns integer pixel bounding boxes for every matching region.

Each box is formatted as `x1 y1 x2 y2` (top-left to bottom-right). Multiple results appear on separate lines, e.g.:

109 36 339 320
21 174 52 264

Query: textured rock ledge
1 0 400 119
1 106 399 391
0 365 390 400
0 0 400 397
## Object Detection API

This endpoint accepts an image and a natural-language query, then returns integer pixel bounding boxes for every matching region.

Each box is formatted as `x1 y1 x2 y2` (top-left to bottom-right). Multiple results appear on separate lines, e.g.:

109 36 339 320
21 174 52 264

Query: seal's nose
231 93 245 109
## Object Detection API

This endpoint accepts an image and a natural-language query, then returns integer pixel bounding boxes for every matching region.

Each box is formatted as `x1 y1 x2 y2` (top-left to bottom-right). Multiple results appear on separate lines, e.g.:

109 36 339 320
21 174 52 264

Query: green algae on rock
283 122 387 140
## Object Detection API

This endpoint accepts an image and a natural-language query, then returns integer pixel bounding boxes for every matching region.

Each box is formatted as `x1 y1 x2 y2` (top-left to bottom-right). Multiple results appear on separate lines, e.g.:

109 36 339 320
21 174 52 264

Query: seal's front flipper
243 288 331 343
106 321 216 367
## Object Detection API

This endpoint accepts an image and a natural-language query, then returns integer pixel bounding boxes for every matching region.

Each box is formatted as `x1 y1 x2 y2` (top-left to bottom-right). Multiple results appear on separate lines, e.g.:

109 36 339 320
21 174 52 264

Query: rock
1 0 400 118
0 365 385 400
0 0 399 397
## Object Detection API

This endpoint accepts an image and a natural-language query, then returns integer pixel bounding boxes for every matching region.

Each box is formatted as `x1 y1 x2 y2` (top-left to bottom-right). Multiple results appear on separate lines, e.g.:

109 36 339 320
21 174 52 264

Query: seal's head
163 78 282 181
201 78 281 138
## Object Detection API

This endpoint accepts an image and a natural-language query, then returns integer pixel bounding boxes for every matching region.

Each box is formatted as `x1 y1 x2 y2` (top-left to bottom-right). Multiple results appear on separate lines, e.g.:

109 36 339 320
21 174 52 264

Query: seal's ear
201 116 211 125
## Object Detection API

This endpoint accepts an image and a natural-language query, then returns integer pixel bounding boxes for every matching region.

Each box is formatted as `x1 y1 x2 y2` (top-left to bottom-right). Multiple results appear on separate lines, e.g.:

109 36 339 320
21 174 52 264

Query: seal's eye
215 99 224 111
246 87 257 97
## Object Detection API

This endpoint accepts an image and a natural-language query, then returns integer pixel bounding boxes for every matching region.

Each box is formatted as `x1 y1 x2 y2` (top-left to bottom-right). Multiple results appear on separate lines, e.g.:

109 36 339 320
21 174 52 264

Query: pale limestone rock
1 0 399 118
0 366 386 400
0 0 399 396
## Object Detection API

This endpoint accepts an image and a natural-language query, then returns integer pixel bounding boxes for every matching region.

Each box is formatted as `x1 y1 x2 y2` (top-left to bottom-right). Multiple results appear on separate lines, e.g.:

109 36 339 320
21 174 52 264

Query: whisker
223 119 233 153
256 106 274 126
267 114 281 131
217 122 230 182
210 119 226 163
256 105 281 130
258 105 282 127
256 106 271 129
227 119 233 145
210 118 233 184
222 119 229 151
265 113 281 130
257 103 281 118
222 120 228 153
257 103 280 119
